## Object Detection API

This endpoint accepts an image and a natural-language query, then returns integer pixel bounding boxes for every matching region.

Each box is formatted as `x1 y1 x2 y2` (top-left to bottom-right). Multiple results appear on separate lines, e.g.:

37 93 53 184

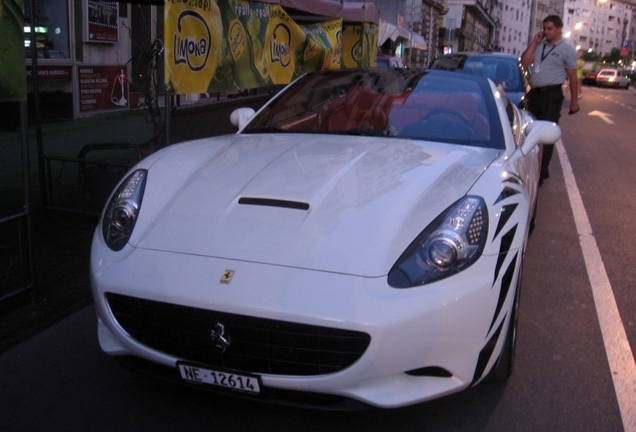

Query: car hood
135 133 500 277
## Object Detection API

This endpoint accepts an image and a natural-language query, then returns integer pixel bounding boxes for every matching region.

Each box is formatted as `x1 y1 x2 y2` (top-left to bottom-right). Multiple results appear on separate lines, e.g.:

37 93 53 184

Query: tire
625 82 630 90
529 196 538 236
491 259 522 381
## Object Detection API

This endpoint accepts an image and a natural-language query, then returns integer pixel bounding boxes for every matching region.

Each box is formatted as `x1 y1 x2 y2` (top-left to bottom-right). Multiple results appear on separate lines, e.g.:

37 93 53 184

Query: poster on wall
78 66 129 112
0 0 27 102
85 0 119 43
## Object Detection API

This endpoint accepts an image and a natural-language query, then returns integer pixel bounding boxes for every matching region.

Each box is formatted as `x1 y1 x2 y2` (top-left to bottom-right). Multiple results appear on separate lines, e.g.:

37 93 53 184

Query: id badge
534 64 541 73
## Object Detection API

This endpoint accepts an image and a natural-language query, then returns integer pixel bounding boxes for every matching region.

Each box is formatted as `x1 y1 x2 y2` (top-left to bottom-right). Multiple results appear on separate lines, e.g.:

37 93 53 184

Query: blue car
429 52 530 108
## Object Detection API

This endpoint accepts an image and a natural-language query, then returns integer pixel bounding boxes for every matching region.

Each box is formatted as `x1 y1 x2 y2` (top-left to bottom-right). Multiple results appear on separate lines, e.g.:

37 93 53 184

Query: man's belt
531 84 563 93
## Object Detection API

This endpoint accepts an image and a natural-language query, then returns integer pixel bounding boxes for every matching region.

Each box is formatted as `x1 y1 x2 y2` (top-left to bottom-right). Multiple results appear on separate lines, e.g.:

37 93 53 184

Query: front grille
106 293 371 376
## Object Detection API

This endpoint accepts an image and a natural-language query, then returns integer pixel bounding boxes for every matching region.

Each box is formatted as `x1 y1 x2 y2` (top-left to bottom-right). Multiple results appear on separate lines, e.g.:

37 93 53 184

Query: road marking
557 139 636 432
588 110 615 124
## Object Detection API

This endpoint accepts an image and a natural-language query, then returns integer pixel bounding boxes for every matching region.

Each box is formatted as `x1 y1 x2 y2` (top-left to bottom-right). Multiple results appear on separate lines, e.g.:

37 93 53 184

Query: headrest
345 86 378 116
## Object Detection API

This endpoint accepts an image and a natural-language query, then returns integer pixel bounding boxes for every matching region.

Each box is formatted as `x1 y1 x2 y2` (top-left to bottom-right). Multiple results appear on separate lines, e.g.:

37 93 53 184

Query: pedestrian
521 15 580 185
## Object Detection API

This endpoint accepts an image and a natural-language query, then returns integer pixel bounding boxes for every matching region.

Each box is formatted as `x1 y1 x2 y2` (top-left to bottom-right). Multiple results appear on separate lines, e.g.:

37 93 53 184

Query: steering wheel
420 108 473 128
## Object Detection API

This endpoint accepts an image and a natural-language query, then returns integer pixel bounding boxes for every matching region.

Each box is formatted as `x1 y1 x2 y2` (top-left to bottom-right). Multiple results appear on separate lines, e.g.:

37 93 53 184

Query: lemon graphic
165 1 222 95
265 6 306 85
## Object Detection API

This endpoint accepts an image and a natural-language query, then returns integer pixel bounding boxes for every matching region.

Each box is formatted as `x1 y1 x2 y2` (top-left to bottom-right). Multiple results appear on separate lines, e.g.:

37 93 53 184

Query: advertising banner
78 66 129 112
0 0 27 102
341 22 378 68
165 0 346 95
301 19 343 74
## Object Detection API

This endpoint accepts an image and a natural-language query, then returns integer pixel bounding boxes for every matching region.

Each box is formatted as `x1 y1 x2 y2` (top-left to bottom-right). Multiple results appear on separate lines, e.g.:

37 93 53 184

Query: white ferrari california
91 68 561 409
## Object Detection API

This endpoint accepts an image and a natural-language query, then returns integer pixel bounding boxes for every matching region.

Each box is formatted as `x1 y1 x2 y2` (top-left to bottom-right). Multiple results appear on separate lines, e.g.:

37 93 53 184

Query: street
1 85 635 431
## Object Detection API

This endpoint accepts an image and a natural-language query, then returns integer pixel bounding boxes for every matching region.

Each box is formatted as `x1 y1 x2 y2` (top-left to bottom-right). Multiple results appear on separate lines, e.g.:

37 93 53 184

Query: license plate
177 362 261 394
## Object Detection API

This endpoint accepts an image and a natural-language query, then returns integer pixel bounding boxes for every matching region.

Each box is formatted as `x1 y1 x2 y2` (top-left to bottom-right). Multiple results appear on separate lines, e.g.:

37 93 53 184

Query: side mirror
230 107 256 130
520 120 561 156
520 109 534 125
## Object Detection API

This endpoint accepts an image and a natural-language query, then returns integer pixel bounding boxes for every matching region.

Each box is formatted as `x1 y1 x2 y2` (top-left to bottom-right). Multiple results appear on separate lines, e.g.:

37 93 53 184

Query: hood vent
238 197 310 211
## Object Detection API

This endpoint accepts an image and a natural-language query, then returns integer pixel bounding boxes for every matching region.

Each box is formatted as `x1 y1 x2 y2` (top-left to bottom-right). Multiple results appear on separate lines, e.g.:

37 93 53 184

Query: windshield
242 68 505 149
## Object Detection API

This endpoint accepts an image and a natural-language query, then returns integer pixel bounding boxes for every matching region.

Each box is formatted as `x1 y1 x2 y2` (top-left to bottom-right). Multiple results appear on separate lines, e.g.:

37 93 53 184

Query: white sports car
91 69 560 409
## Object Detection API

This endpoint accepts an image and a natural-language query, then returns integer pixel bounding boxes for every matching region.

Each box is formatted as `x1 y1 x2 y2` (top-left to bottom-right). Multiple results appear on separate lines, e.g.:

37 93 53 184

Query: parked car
376 53 405 68
582 69 600 85
91 68 561 409
429 52 530 108
596 68 631 89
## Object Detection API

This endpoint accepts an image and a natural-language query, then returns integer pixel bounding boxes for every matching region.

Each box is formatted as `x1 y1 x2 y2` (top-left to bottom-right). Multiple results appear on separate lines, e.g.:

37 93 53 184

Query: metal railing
1 103 36 306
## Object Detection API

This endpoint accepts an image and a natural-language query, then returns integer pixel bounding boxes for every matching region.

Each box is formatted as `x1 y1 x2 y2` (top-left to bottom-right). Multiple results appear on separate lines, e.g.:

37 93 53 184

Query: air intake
238 197 310 210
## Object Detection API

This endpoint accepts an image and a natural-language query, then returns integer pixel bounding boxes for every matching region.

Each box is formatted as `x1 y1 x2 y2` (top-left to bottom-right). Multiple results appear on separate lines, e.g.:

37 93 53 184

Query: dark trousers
527 85 564 179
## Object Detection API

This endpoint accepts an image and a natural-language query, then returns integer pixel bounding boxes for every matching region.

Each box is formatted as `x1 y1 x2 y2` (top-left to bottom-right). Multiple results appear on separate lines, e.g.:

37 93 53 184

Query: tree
582 51 601 62
602 48 621 64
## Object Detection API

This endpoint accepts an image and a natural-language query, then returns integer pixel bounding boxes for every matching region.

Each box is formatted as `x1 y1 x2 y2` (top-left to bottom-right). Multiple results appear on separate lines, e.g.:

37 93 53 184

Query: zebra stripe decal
471 182 527 384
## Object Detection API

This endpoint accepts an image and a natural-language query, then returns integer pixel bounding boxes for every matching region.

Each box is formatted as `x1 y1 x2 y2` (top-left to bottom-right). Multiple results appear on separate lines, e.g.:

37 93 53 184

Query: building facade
528 0 565 41
563 0 636 59
16 0 161 122
498 0 532 55
439 0 499 54
345 0 446 68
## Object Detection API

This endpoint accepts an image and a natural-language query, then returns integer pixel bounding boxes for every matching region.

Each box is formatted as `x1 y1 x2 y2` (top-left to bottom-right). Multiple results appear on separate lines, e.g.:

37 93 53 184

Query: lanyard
540 43 557 63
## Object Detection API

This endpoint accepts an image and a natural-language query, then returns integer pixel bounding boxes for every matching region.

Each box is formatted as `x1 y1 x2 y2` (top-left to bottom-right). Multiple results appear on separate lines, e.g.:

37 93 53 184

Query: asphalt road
1 86 635 431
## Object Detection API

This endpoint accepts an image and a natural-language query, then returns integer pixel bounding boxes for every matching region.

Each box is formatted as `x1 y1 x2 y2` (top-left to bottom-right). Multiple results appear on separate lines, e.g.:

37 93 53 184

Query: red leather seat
319 86 388 132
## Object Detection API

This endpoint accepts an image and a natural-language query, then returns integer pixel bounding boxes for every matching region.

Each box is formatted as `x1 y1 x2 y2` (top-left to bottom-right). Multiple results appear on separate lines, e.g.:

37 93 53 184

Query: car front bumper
91 232 515 408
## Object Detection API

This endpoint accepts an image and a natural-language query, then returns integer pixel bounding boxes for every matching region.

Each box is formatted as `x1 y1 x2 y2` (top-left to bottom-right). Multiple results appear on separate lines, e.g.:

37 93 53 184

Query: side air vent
405 366 453 377
238 197 310 210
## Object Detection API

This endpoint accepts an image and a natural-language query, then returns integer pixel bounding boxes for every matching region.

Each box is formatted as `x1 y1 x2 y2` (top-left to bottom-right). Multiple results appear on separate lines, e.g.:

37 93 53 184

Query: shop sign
26 66 73 81
78 66 128 112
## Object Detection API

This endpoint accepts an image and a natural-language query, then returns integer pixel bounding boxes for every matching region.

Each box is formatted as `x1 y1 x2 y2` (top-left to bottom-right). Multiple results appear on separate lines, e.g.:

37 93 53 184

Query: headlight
388 196 488 288
102 169 147 251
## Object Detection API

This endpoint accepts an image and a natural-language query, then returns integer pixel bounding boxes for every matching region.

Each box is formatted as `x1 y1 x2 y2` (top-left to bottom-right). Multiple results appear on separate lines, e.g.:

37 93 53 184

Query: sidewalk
0 108 157 353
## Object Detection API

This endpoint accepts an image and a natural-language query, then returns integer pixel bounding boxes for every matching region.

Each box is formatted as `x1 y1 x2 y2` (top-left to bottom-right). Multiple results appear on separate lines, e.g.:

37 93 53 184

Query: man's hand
522 31 545 67
566 68 580 114
532 31 545 44
569 100 580 115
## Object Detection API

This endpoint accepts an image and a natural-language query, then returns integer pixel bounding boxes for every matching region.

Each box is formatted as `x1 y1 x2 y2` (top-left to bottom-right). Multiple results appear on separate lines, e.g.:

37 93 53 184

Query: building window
25 0 70 59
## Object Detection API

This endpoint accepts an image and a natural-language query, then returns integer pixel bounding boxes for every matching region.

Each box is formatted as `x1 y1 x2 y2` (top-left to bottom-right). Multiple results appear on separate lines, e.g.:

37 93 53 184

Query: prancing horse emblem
210 322 231 353
220 270 234 284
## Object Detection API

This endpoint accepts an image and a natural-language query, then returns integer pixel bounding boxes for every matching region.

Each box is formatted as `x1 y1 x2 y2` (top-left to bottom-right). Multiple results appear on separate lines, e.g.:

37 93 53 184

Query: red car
583 70 599 85
376 54 405 68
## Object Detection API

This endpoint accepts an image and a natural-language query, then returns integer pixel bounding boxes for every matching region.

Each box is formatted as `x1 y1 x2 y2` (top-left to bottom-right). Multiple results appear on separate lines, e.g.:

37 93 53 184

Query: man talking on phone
521 15 580 185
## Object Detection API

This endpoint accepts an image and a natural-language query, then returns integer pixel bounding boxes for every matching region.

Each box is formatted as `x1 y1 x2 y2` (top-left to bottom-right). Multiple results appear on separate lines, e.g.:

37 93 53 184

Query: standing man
521 15 580 185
